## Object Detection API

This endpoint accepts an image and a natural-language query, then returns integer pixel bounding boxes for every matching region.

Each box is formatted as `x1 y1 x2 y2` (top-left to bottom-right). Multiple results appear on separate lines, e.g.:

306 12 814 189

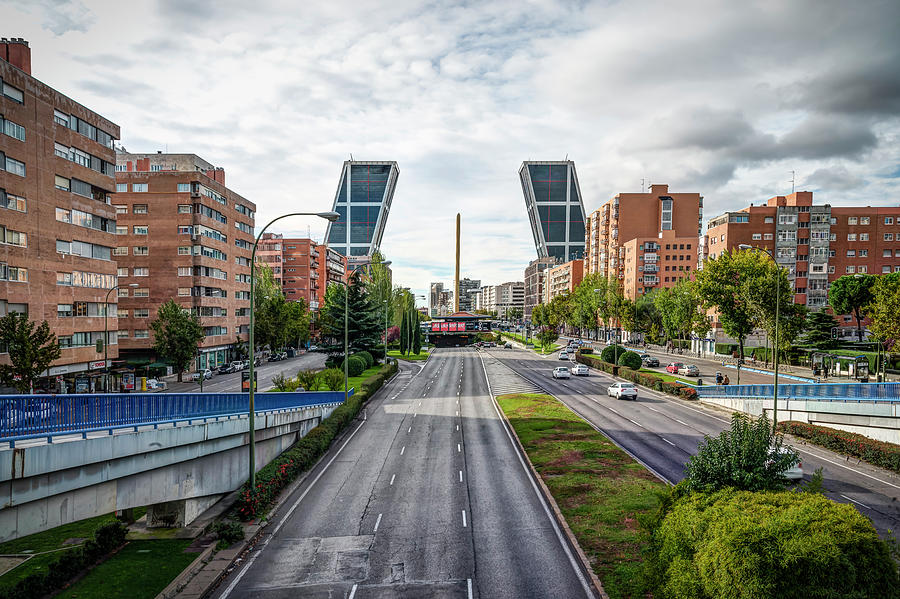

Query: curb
491 394 609 599
169 363 403 598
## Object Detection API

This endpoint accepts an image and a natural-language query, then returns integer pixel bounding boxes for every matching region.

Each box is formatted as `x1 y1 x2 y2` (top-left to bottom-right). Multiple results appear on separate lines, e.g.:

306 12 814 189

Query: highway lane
214 348 595 598
164 352 328 393
487 347 900 537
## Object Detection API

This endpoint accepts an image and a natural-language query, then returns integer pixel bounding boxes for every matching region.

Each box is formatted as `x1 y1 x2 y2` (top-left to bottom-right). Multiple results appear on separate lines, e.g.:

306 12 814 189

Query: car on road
191 369 213 381
641 355 659 367
607 382 638 400
665 362 685 374
146 378 167 391
678 364 700 377
504 342 513 349
769 446 803 481
308 345 318 351
571 364 589 376
552 366 571 379
217 363 233 375
558 350 569 360
268 353 282 362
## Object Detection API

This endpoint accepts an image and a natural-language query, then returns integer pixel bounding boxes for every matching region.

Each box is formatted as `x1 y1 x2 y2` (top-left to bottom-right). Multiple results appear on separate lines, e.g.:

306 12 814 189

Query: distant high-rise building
457 277 481 312
520 160 586 262
523 257 558 320
478 282 525 319
325 161 399 259
428 282 443 317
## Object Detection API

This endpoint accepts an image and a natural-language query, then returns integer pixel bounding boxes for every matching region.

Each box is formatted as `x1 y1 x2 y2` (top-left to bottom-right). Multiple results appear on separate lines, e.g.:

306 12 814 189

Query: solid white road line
349 584 358 599
456 424 459 431
408 427 411 433
400 446 406 455
661 438 676 447
646 406 659 412
459 470 463 482
608 407 620 415
674 418 688 426
467 578 473 599
839 494 872 510
462 510 467 527
390 474 395 485
457 443 461 452
374 513 383 532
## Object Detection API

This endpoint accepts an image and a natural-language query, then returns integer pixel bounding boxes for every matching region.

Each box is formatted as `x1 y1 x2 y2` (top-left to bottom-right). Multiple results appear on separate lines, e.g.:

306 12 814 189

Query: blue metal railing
0 390 352 445
695 382 900 403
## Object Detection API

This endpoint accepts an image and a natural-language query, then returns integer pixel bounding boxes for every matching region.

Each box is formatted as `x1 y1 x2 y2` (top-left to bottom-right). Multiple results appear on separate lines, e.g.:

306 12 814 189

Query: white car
146 378 167 391
552 367 571 379
769 446 804 481
191 369 213 381
607 382 638 400
571 364 589 376
558 351 569 360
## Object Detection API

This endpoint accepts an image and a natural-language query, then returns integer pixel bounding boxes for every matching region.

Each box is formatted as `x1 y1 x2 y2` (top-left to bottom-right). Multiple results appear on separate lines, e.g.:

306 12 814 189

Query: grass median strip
497 393 666 599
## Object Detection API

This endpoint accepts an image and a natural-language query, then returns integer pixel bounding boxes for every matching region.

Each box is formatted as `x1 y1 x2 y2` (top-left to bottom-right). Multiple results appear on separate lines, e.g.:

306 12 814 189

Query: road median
496 392 667 599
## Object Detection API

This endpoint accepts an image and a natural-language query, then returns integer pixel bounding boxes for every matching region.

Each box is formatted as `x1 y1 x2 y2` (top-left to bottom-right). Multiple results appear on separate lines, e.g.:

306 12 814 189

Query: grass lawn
387 349 429 361
638 368 696 386
498 393 667 599
55 539 197 599
0 508 146 592
346 365 384 392
502 332 560 355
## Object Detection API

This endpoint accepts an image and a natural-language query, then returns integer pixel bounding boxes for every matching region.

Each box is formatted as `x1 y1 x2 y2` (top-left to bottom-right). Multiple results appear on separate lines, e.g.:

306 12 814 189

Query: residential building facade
546 259 584 301
523 256 557 320
325 160 399 259
457 277 480 312
1 39 122 391
114 151 256 370
520 160 586 262
257 233 283 287
621 231 698 299
584 184 703 281
477 281 525 319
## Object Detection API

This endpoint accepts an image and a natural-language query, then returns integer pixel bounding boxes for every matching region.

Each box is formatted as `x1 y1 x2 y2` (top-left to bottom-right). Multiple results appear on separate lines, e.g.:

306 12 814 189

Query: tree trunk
856 310 864 342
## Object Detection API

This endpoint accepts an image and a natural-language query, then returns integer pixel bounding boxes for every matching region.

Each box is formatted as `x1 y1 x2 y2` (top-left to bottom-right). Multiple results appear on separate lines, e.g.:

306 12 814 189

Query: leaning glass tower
519 160 586 262
325 161 400 258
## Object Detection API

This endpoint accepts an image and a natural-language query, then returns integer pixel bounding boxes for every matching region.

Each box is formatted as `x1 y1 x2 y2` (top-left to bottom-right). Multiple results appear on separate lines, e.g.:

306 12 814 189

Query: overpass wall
0 404 339 543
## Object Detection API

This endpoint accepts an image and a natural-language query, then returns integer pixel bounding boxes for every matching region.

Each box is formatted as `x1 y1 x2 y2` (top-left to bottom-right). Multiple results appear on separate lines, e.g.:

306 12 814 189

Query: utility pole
454 213 461 313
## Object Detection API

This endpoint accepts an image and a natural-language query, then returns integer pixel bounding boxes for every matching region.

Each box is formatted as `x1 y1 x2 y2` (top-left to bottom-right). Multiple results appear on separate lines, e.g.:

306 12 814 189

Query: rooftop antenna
641 178 645 193
789 170 796 194
350 153 354 162
565 153 568 161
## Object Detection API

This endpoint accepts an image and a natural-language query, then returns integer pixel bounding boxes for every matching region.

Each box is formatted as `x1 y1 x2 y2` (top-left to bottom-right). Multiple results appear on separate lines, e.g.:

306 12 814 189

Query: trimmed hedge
617 350 643 370
341 355 366 377
777 421 900 474
600 344 626 363
644 487 899 599
575 354 698 401
715 343 738 356
235 359 399 520
0 521 128 599
354 351 374 369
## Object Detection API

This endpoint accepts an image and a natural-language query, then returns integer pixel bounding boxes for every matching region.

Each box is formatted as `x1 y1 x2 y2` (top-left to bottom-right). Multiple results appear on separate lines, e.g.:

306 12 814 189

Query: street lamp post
248 211 339 488
739 244 782 430
594 287 619 366
104 283 139 392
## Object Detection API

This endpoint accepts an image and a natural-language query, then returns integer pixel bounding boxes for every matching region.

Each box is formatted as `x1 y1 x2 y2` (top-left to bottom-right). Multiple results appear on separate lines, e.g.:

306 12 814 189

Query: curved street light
104 283 139 392
248 211 339 487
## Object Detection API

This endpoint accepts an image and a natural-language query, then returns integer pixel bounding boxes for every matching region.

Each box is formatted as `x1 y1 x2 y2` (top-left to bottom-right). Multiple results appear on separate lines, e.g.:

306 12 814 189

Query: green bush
271 373 291 391
354 351 374 369
0 521 128 599
777 421 900 474
714 343 738 356
617 350 643 370
600 344 626 363
296 369 320 391
208 519 245 549
320 368 344 391
644 487 900 599
685 413 798 493
577 347 593 354
341 355 366 377
235 360 398 520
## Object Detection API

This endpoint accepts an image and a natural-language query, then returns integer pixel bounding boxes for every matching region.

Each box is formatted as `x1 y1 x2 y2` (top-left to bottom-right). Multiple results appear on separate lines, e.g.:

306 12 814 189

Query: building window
752 233 761 240
133 246 149 256
133 225 148 235
0 190 26 212
884 249 892 257
660 198 673 231
861 217 870 225
117 267 128 277
764 233 773 240
178 246 191 255
134 308 149 318
178 266 191 276
846 250 856 257
846 266 855 273
117 288 128 297
134 330 149 338
764 217 774 223
886 217 894 225
178 287 191 296
132 183 148 192
178 204 192 213
116 183 127 193
115 163 127 172
860 249 868 257
134 288 149 297
57 304 73 317
116 226 127 235
2 81 24 103
847 233 857 241
1 226 26 247
886 234 895 241
133 204 148 214
133 267 149 276
860 233 869 241
848 217 858 225
858 266 868 273
178 225 193 235
177 183 190 192
830 233 837 241
55 175 70 191
117 330 129 338
829 265 835 274
114 205 127 214
114 246 128 256
117 308 128 318
1 117 25 141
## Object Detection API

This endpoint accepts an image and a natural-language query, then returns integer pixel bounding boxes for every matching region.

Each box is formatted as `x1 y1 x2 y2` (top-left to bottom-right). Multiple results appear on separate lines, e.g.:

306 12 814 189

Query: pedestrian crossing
480 353 543 397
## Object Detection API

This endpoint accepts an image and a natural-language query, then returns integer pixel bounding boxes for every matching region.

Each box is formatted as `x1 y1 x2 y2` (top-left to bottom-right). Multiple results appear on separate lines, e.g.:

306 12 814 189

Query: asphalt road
214 348 595 599
488 347 900 537
164 352 328 393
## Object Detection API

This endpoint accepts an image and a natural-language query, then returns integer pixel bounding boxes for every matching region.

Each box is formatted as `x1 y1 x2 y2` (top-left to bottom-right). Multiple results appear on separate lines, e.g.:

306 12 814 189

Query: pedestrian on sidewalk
723 375 730 385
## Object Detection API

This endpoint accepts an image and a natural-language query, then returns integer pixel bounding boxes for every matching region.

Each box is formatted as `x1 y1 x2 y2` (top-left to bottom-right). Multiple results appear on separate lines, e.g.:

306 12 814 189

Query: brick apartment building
476 281 524 319
114 151 256 371
704 191 900 340
546 259 583 302
276 239 347 335
1 39 122 391
585 184 703 285
523 256 556 321
257 233 283 287
621 230 699 299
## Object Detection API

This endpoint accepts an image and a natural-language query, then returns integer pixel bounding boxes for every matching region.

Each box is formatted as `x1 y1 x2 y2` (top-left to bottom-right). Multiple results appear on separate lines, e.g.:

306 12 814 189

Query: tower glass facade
520 161 586 261
326 161 399 257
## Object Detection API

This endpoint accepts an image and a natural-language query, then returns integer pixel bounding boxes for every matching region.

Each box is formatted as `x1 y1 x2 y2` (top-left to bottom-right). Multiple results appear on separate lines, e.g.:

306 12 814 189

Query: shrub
296 369 320 391
341 355 366 377
208 519 245 549
354 351 374 369
600 344 626 363
577 347 593 354
685 413 798 493
643 487 900 599
777 421 900 474
617 350 643 370
320 368 344 391
271 373 291 391
324 355 342 369
714 342 738 356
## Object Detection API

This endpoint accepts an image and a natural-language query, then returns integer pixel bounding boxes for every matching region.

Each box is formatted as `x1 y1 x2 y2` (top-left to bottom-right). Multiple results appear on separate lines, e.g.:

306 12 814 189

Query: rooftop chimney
0 38 31 75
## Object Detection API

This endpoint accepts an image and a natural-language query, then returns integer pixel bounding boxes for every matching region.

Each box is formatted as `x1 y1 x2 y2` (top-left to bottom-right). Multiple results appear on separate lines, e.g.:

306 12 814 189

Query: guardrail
695 382 900 403
0 390 352 446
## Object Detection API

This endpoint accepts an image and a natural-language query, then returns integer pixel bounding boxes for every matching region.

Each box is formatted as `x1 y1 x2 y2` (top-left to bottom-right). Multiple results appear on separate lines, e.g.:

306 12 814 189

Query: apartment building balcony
310 249 320 258
643 253 658 263
642 264 659 273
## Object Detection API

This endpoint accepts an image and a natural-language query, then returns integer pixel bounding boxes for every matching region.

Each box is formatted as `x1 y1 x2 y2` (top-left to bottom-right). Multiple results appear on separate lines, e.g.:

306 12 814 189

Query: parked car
217 364 233 375
191 369 212 381
769 446 803 481
607 382 638 400
558 350 569 360
571 364 589 376
268 353 281 362
308 345 318 351
666 362 685 374
642 355 660 367
146 378 167 391
678 364 700 377
504 342 513 349
552 366 571 379
229 361 244 372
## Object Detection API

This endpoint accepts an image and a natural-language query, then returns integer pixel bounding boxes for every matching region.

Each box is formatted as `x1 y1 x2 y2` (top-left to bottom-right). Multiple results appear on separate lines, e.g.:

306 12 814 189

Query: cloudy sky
4 0 899 301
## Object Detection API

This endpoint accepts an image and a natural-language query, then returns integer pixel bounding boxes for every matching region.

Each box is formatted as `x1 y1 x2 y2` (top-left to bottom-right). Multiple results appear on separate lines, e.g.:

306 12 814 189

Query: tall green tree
150 300 204 381
801 310 839 349
283 298 311 349
0 312 61 393
867 273 900 349
829 274 876 342
319 272 381 357
506 307 523 322
636 290 663 343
